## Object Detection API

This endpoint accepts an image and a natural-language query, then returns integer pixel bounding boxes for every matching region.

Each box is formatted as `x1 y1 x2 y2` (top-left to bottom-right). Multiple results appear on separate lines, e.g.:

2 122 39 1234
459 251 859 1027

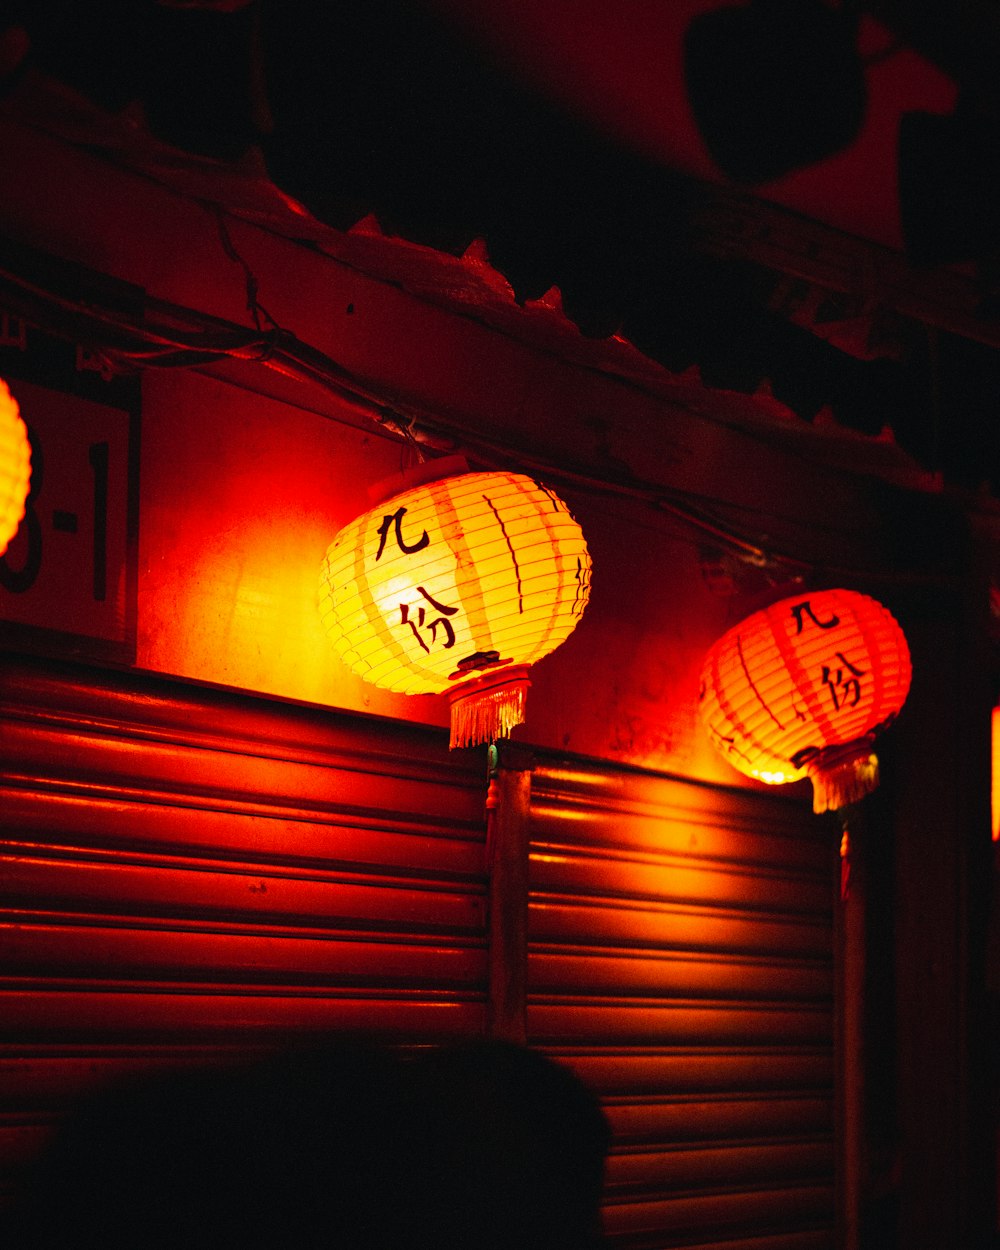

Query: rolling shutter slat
528 755 835 1250
2 656 837 1248
0 655 487 1203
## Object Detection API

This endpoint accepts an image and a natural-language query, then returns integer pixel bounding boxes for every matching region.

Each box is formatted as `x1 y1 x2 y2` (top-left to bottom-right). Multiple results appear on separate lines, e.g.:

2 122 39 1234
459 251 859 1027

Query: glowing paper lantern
992 703 999 843
319 463 591 748
699 588 912 813
0 377 30 556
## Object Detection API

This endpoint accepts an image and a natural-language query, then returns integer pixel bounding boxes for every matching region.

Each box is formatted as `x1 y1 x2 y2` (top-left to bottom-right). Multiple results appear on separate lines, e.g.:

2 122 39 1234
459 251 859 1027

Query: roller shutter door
528 754 836 1250
0 654 488 1206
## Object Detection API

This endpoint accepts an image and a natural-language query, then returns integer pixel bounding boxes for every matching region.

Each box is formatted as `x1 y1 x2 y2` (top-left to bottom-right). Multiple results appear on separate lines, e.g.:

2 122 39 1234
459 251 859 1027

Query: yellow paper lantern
0 377 30 556
699 588 912 812
319 464 592 747
992 703 999 843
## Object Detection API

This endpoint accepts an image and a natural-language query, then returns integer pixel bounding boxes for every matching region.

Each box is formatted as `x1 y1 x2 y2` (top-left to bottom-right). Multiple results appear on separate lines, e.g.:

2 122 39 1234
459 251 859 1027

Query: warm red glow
319 468 591 745
992 704 999 842
0 376 31 556
699 588 911 812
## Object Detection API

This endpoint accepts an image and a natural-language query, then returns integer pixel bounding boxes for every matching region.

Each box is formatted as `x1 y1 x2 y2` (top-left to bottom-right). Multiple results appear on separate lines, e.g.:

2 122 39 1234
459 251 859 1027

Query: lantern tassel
447 666 532 749
806 739 880 814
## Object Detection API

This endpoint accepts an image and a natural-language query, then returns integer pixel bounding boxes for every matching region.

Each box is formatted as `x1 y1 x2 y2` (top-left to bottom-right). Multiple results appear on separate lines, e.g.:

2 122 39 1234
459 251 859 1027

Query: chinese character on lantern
319 459 592 748
699 588 912 812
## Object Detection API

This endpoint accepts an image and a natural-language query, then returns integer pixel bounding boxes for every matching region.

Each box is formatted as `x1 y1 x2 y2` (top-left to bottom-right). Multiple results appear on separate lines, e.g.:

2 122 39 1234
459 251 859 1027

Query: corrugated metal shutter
0 655 488 1206
1 656 838 1243
527 754 836 1250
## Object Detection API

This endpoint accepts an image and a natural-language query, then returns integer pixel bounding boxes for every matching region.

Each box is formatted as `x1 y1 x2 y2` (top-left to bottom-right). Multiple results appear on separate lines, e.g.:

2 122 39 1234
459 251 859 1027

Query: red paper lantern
699 588 912 812
0 377 30 556
319 462 591 747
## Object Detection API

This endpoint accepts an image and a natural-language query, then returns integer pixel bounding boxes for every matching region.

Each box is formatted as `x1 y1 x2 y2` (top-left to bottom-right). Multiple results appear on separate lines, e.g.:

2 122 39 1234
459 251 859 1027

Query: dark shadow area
4 1036 610 1250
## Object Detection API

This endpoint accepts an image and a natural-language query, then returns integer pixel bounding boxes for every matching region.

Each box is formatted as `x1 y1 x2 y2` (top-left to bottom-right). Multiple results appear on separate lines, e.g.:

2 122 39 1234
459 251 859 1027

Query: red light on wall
0 377 31 556
699 588 911 813
319 465 591 747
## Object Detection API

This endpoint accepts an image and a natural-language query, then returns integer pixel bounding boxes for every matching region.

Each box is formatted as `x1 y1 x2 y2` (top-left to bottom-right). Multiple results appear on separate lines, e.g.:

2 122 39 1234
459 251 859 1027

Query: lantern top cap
367 454 470 506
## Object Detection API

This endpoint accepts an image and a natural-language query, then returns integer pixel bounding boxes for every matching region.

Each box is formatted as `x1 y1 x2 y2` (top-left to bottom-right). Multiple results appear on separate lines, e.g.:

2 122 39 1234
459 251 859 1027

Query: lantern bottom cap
805 739 880 814
446 665 532 749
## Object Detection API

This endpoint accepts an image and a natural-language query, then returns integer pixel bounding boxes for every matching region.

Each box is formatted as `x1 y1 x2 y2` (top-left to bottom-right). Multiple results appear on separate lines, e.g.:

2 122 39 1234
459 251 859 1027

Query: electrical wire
0 254 957 585
209 202 282 334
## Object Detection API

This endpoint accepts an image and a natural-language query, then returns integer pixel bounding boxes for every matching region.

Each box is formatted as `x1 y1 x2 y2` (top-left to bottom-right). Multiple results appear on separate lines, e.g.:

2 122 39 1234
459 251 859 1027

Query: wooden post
835 808 866 1250
484 740 534 1043
887 560 994 1250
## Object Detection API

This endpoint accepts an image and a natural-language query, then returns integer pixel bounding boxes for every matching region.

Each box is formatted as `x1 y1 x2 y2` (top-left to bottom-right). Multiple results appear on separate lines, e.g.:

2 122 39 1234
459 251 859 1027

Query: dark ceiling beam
689 186 1000 352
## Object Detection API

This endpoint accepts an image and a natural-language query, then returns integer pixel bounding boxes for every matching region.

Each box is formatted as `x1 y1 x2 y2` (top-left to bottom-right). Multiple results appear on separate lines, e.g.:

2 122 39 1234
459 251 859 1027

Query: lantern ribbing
319 469 591 747
699 588 912 812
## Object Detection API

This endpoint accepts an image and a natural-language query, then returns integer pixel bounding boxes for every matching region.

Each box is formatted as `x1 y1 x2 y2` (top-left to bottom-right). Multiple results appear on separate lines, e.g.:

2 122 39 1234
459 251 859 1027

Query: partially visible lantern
0 377 30 556
699 588 911 813
991 703 999 842
319 461 591 748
